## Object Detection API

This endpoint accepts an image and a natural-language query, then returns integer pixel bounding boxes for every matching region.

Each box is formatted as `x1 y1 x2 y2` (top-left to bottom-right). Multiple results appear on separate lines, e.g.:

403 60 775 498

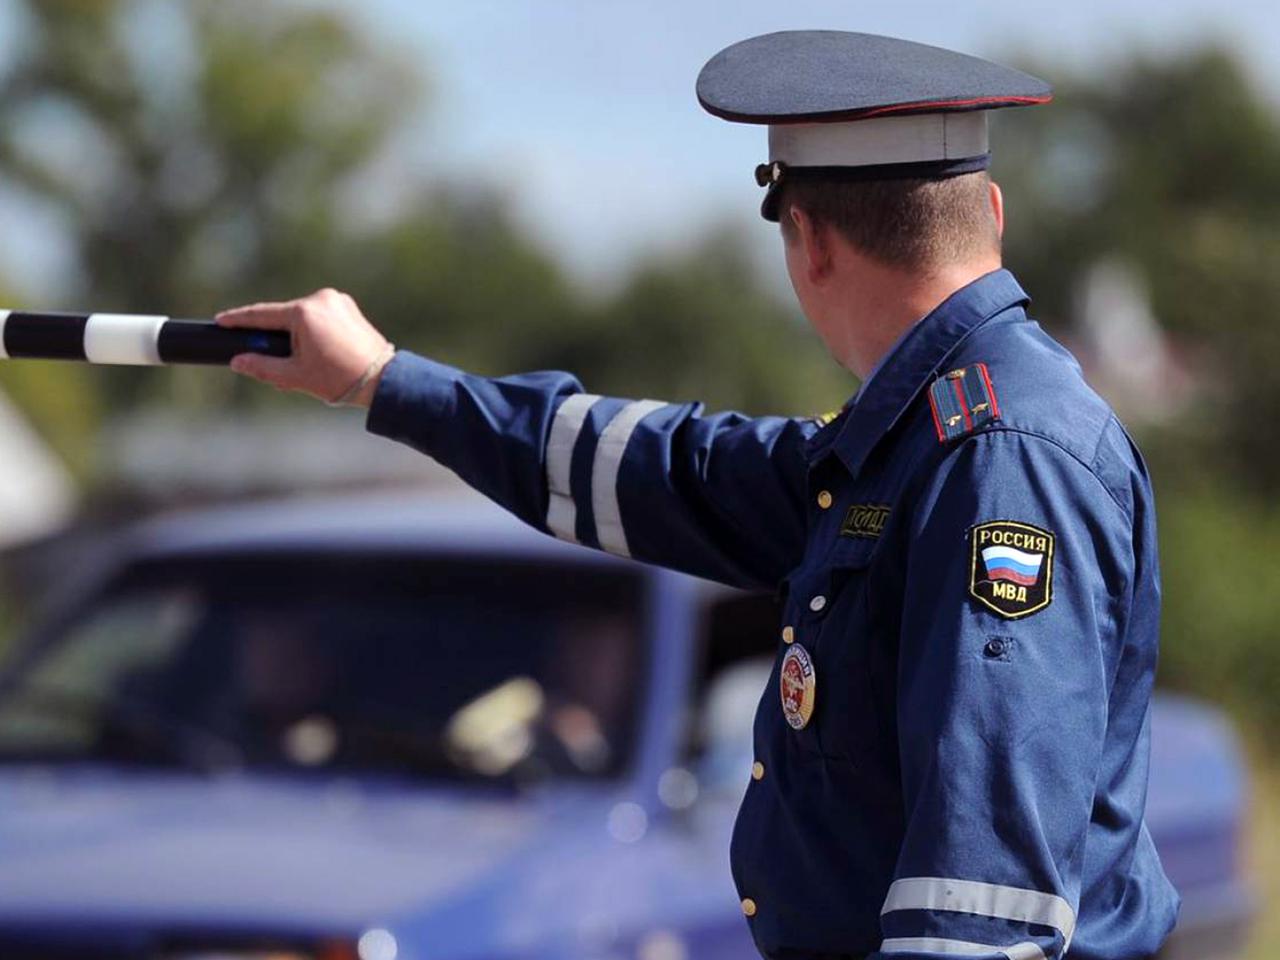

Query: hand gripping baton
0 310 291 366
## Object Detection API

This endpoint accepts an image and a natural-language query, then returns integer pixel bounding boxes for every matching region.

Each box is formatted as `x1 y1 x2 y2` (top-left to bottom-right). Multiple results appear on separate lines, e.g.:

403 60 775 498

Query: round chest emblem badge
779 643 817 730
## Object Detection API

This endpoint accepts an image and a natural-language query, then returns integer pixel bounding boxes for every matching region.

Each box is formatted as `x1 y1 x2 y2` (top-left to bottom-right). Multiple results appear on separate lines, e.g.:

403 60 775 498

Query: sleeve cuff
365 350 464 445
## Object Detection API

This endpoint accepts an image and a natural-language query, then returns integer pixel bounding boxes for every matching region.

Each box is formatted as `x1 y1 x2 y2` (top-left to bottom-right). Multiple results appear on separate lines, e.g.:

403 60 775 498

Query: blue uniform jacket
366 269 1180 960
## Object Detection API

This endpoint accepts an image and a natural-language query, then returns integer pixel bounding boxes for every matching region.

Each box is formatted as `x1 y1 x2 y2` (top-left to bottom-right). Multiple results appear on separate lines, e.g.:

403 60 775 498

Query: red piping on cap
700 92 1053 126
855 93 1053 120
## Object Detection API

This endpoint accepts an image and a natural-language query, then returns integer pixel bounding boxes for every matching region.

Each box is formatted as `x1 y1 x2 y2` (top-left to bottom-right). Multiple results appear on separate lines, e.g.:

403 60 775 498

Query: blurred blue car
0 493 1254 960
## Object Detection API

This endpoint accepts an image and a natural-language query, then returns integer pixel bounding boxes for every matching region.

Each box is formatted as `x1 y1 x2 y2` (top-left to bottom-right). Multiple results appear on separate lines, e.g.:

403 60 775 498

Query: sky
333 0 1280 290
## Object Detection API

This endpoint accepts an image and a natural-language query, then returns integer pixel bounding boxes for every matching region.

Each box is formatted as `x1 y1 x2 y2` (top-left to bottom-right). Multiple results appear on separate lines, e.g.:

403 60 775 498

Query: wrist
331 342 396 409
352 352 393 408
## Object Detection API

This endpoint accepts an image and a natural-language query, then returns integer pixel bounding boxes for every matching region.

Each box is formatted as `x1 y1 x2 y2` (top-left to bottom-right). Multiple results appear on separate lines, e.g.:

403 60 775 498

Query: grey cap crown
697 30 1052 125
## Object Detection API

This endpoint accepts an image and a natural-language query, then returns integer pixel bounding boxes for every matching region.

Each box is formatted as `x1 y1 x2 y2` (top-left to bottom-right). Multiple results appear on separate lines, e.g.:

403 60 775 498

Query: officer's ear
786 204 834 285
989 178 1005 238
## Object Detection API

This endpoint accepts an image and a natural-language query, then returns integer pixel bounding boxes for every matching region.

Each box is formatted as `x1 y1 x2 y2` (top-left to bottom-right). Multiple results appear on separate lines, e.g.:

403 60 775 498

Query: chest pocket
781 536 884 762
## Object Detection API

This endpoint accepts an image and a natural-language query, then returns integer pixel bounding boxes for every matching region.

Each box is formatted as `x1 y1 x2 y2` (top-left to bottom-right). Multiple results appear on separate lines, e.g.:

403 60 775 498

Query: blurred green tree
541 228 850 414
0 0 421 416
994 47 1280 489
993 49 1280 744
0 0 845 472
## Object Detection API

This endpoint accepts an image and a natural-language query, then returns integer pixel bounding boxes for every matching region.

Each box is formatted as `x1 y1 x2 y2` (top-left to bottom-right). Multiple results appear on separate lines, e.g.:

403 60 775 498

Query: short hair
777 171 1000 271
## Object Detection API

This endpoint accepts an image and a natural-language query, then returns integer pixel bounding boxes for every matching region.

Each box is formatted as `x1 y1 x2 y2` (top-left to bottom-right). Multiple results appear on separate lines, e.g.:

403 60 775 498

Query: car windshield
0 552 646 784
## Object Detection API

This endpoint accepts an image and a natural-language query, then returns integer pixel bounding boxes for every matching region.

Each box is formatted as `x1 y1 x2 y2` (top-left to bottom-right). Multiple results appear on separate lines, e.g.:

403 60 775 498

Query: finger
229 352 296 387
215 302 297 330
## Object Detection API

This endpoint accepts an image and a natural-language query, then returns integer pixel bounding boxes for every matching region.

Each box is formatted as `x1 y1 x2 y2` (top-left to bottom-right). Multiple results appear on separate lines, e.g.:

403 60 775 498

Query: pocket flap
793 545 880 622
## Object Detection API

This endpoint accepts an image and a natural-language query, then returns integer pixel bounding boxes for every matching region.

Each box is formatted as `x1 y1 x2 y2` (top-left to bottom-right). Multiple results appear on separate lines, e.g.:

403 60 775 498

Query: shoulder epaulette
927 362 1000 444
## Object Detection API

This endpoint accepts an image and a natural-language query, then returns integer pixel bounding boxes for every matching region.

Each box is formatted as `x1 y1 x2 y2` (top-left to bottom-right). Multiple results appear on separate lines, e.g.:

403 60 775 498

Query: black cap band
759 154 991 222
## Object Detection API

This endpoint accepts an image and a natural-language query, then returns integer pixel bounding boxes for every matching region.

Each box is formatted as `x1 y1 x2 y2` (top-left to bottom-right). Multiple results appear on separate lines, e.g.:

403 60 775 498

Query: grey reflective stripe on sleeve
0 309 9 358
1001 944 1048 960
881 938 1047 960
882 877 1075 948
544 393 602 542
592 398 667 557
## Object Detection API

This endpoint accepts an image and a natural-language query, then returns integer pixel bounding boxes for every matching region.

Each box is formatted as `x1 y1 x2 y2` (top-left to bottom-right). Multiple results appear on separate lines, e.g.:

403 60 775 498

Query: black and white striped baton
0 310 291 365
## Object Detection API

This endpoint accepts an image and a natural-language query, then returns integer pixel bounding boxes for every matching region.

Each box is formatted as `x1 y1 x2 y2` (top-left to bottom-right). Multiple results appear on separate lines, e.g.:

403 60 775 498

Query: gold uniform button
781 625 795 644
741 898 757 917
751 761 765 781
817 490 833 509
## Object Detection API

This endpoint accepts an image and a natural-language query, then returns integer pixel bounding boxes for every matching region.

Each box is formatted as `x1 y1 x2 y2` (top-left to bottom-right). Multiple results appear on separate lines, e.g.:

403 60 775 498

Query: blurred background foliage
0 4 1277 946
992 48 1280 762
0 0 846 457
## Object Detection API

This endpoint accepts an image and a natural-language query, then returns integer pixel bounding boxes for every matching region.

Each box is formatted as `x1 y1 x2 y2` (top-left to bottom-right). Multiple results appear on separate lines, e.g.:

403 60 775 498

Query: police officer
220 31 1180 960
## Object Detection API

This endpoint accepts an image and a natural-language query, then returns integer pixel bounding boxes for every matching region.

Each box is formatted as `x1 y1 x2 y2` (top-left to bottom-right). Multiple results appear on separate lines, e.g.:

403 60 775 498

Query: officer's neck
833 253 1003 380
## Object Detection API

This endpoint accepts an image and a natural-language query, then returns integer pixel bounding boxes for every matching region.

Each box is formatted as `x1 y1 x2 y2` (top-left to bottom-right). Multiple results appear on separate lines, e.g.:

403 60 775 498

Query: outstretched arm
220 289 817 589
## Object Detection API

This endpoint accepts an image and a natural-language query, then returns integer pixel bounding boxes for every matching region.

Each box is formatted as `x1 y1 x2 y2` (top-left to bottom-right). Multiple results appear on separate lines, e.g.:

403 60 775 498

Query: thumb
230 353 295 388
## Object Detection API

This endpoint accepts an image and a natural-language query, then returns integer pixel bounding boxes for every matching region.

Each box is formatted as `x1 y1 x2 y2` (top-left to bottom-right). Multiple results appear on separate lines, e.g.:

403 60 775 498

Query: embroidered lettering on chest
841 503 891 540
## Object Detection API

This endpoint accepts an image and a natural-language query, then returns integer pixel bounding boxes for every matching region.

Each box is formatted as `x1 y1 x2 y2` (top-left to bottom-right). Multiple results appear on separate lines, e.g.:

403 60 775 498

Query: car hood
0 765 592 936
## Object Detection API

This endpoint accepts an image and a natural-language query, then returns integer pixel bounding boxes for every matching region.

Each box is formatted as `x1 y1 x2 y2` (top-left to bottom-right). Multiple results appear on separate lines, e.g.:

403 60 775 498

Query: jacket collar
805 268 1030 477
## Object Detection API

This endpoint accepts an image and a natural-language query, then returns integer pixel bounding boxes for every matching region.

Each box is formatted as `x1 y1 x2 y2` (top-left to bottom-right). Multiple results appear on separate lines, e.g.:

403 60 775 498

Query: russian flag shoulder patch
927 362 1000 444
969 520 1055 619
